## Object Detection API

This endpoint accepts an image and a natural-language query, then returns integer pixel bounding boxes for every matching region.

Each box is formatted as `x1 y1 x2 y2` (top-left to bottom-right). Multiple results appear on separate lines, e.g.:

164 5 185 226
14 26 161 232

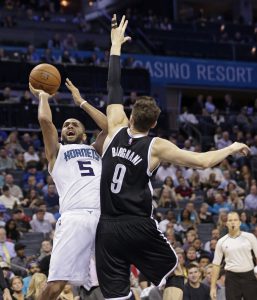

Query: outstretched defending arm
29 83 59 171
106 14 131 136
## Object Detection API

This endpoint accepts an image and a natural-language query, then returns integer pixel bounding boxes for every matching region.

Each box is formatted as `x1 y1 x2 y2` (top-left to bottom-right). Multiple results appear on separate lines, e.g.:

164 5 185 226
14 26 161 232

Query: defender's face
61 119 85 144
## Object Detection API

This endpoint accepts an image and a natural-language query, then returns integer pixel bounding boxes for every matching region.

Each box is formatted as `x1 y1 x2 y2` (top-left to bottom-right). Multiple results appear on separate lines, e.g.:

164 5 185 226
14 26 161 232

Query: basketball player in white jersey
29 79 107 300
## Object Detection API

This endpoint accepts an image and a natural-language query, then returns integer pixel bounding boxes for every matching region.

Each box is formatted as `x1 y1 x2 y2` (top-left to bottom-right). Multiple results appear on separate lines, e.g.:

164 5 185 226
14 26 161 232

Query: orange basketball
29 63 61 95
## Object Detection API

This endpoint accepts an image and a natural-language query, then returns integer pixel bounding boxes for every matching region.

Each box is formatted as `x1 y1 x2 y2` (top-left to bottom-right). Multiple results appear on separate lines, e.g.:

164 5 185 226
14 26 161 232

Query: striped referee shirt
213 232 257 273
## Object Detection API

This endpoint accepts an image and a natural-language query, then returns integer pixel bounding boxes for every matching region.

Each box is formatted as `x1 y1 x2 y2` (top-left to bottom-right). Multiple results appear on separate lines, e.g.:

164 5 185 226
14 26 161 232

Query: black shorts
95 215 178 299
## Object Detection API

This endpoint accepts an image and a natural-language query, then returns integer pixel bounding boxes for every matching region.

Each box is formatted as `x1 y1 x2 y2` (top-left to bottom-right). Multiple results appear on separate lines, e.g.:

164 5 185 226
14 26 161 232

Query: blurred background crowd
0 0 257 299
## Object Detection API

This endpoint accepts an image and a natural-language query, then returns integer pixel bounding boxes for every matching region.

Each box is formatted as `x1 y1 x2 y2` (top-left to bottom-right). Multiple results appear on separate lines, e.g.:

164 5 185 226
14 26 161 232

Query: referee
210 211 257 300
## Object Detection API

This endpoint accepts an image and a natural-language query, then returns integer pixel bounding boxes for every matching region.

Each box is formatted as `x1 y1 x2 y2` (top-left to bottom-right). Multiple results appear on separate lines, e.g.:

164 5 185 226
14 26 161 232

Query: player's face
61 119 86 144
226 213 241 231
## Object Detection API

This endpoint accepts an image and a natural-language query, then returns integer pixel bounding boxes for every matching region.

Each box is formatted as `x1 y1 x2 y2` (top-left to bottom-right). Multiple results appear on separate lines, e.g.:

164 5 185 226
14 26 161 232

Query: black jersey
100 127 156 217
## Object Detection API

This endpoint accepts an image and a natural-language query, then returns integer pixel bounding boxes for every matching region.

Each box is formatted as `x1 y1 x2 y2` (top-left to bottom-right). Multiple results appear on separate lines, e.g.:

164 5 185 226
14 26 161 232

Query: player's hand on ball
111 14 131 47
29 83 51 99
65 78 83 107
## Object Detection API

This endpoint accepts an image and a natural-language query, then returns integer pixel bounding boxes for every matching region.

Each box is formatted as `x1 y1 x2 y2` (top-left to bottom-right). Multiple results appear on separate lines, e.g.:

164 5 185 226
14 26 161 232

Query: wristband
80 100 87 108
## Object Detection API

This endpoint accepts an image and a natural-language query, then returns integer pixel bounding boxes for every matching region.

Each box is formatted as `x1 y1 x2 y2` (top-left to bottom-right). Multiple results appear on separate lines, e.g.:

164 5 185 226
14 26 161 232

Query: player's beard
62 134 84 144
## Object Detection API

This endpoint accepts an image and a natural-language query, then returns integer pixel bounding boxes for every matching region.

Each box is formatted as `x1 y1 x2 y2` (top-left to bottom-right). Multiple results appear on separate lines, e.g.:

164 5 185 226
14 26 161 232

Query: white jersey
49 143 102 213
213 231 257 272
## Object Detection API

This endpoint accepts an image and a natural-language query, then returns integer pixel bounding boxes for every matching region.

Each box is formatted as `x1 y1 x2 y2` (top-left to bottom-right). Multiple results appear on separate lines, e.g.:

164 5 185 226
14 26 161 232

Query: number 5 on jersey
77 160 95 176
111 164 126 194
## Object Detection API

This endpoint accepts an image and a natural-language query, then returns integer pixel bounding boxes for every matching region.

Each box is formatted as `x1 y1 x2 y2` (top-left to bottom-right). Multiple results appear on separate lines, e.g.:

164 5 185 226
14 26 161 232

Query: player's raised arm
106 14 131 136
29 83 59 170
151 138 250 170
65 78 108 132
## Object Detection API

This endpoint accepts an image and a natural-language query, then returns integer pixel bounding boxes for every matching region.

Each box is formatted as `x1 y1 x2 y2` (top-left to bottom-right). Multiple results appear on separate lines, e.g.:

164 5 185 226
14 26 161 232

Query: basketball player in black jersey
95 15 250 300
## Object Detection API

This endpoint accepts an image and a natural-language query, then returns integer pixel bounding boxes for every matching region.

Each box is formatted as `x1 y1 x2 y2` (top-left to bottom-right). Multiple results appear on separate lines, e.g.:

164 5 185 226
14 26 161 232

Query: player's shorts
96 215 178 299
48 209 100 286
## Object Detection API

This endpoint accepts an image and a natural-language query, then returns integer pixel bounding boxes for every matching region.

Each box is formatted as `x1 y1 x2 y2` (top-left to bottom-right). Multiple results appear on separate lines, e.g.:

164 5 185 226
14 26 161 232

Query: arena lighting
60 0 69 7
88 1 94 6
251 46 256 55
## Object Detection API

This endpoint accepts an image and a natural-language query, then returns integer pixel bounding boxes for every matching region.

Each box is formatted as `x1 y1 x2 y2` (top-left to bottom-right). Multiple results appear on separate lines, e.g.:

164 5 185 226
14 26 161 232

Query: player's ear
82 133 87 142
151 121 157 129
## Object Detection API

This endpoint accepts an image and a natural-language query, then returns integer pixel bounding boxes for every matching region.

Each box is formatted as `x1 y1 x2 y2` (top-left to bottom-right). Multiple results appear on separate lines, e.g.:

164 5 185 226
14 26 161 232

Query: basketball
29 63 61 95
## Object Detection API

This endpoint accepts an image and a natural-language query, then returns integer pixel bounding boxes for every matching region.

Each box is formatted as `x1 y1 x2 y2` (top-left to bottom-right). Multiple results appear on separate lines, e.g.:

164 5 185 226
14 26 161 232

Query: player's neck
128 126 148 137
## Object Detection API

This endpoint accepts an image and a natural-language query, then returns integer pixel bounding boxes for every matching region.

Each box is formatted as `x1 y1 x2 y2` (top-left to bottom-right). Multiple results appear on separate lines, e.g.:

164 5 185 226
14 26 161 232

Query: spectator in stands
10 276 24 300
23 146 39 165
0 148 16 171
216 131 232 150
11 208 31 233
20 92 33 107
24 44 39 63
3 15 16 28
5 132 24 157
41 48 57 64
185 247 198 267
205 95 216 114
198 255 211 273
38 240 52 262
43 184 59 210
216 211 228 236
26 272 47 300
211 109 225 127
11 243 28 277
193 238 210 259
61 50 76 64
85 52 100 66
183 228 198 252
158 210 176 233
0 130 7 146
204 229 220 252
155 162 176 183
179 209 196 231
22 188 40 208
213 126 223 145
0 205 10 227
179 106 199 125
183 139 195 151
250 135 257 155
124 91 137 108
22 164 44 190
202 264 213 287
0 185 19 209
0 48 9 61
184 264 210 299
19 133 32 152
57 284 79 300
5 219 20 242
175 177 196 201
227 190 244 210
32 201 56 227
0 87 12 102
158 186 177 208
48 33 63 50
198 203 213 223
239 211 251 232
14 153 25 170
236 106 250 131
0 227 16 263
210 193 231 215
22 261 40 295
63 33 77 51
192 94 204 115
29 209 52 235
4 174 23 200
244 184 257 210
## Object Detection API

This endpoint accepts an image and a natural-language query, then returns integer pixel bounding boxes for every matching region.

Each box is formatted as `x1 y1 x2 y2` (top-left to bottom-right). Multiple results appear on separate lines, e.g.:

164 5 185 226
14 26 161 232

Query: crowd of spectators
0 91 256 298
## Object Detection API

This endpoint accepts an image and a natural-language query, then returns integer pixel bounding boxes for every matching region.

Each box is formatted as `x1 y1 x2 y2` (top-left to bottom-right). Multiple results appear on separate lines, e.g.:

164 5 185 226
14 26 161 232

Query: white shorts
48 209 100 286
